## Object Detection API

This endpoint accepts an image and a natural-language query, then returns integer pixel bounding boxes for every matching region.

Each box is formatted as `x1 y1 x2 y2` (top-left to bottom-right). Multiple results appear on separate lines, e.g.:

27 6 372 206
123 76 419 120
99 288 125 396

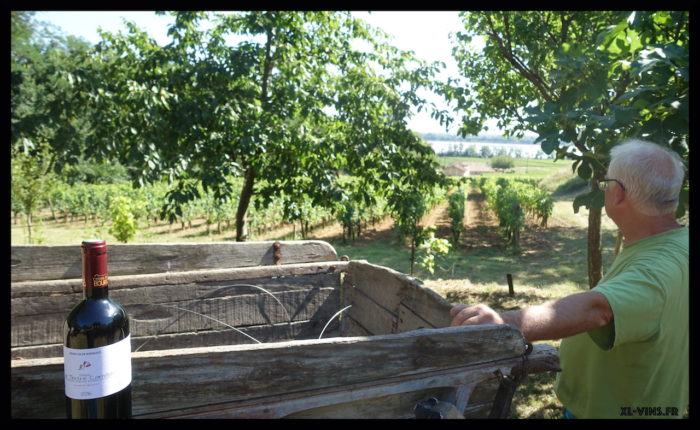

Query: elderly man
450 139 688 419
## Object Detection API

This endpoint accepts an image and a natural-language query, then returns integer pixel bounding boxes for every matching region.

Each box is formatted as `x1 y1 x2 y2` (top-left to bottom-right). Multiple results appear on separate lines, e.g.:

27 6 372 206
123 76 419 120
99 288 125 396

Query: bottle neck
82 240 110 300
85 284 109 300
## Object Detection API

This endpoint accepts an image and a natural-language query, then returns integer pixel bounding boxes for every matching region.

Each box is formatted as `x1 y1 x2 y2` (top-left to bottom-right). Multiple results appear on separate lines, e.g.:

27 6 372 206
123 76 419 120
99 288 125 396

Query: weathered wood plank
11 240 339 282
10 260 349 297
9 239 559 419
158 343 558 419
285 387 450 419
338 313 373 337
150 361 489 419
12 286 340 348
11 273 341 319
397 302 438 332
11 264 345 349
11 325 526 418
344 260 453 332
11 320 342 360
342 281 397 335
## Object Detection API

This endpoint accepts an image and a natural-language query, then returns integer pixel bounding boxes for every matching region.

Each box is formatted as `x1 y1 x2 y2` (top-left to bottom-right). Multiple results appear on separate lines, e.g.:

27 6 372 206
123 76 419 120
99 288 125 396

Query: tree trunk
47 197 57 221
232 25 271 243
587 206 603 289
26 211 33 244
409 240 416 276
235 166 256 242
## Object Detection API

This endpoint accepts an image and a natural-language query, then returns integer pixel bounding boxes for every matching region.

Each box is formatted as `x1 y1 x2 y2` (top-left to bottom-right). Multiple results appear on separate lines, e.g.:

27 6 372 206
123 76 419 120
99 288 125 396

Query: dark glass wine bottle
64 239 132 419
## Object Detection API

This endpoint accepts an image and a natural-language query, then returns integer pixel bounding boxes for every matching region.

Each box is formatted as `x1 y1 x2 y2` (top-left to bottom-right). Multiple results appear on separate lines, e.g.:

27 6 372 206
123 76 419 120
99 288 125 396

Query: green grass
437 155 563 169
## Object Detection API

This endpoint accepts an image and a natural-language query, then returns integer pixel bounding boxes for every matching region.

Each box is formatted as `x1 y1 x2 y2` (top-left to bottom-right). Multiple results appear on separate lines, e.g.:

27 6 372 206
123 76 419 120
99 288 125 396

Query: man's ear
612 184 626 205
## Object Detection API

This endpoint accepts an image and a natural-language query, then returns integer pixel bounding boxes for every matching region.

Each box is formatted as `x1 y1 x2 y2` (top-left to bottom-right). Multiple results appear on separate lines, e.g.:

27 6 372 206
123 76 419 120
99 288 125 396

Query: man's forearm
498 291 613 342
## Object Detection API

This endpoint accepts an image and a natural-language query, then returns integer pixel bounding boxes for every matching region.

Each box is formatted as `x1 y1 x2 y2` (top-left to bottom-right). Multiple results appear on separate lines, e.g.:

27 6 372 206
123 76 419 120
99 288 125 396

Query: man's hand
449 291 613 342
450 303 506 327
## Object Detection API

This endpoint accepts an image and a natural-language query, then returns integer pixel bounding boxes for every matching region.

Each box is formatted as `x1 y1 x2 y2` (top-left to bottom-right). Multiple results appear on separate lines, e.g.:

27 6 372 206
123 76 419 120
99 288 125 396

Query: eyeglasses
598 178 626 191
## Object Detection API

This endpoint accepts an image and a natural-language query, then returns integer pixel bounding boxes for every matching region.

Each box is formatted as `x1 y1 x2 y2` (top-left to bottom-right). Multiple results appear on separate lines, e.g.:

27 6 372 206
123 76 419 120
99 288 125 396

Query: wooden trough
11 240 559 419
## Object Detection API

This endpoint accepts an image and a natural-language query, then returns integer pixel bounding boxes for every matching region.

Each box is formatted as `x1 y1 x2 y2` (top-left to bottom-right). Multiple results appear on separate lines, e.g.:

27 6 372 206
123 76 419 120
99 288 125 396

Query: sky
33 10 469 135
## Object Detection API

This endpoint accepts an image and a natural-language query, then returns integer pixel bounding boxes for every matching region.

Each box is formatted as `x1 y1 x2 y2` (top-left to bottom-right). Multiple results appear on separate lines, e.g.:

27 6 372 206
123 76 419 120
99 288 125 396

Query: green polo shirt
554 227 688 419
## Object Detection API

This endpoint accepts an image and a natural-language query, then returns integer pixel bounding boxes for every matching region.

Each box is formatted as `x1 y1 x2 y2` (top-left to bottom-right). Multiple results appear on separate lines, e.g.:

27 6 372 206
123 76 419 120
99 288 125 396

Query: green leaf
597 21 627 48
572 189 604 213
662 112 689 136
561 126 577 143
577 160 592 180
616 85 661 102
612 106 639 126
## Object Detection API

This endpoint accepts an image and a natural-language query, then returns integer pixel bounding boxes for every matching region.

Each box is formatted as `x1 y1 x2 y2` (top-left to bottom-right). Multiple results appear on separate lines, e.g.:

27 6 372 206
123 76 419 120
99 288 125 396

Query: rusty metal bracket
488 341 533 418
273 241 282 265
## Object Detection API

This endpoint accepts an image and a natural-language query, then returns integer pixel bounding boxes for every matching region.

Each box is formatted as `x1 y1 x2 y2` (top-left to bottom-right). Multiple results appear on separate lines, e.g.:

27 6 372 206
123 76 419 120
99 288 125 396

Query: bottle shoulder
66 298 129 330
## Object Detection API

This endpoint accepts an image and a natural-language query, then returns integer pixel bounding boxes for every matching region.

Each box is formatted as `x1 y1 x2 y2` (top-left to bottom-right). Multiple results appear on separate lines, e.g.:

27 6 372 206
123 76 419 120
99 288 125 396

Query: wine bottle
64 239 132 419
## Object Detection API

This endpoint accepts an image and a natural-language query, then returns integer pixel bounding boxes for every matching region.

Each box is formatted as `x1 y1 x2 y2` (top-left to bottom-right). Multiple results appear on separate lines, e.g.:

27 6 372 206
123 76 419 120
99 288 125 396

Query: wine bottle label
64 335 132 400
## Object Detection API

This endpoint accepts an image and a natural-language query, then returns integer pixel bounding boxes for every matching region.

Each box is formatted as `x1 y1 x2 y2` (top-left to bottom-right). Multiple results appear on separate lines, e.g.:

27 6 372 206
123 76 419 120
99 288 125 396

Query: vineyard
11 176 391 245
11 159 560 258
477 176 553 253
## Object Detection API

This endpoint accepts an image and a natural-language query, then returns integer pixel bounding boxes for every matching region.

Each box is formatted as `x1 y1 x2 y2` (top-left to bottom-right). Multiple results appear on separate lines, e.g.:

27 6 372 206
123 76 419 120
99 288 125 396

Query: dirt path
419 199 452 237
459 187 504 252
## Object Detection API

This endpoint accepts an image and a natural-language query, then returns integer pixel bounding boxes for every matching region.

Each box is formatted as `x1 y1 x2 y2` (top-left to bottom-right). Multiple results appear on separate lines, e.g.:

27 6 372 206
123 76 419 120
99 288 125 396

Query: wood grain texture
11 240 338 281
11 324 536 418
11 261 347 351
343 260 454 334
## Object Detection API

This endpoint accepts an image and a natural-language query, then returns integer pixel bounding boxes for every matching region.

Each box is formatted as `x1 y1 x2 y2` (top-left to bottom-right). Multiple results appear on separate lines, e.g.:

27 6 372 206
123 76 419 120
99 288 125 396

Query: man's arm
450 291 613 342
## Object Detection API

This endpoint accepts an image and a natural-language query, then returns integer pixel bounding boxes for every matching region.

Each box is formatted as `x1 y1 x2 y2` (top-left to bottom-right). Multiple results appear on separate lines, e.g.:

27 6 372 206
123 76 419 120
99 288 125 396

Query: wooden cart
11 240 559 419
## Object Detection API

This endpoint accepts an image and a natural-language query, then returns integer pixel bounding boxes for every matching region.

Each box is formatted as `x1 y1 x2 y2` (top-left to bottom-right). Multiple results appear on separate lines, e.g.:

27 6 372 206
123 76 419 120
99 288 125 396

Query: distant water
427 140 551 159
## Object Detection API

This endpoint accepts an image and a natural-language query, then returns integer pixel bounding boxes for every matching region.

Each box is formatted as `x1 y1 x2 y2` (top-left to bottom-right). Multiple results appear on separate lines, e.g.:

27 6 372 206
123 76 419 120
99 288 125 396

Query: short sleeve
589 264 666 349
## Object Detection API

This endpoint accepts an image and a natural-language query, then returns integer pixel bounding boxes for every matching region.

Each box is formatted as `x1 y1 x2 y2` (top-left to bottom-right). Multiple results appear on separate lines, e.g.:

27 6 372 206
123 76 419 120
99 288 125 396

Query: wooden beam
11 325 528 418
11 240 339 282
11 262 347 349
343 260 453 332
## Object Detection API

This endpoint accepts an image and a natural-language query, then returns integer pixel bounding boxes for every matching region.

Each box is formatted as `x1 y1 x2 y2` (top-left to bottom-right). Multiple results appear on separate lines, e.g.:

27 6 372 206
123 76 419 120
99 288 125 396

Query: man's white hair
607 139 686 216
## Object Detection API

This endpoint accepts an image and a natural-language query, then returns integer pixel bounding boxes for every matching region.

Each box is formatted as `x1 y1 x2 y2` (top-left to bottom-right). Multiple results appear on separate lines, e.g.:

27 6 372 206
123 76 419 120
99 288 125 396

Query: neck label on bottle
93 274 108 287
64 335 132 400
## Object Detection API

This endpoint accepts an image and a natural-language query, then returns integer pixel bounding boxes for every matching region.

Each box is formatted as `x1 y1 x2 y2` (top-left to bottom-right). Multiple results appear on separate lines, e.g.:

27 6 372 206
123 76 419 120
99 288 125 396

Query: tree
11 12 95 242
62 11 447 241
446 11 688 287
11 12 95 166
11 142 56 243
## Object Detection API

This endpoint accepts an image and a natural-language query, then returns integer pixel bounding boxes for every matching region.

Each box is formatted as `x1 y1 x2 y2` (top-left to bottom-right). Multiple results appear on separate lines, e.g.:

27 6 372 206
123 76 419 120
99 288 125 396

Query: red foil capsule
82 239 109 289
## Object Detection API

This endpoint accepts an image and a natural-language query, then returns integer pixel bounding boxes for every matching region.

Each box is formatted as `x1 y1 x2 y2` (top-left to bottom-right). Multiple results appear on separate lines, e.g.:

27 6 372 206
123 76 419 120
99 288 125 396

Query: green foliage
448 11 688 212
60 157 130 185
46 11 448 242
333 177 387 243
388 183 447 275
490 155 515 169
447 187 466 243
11 142 57 243
417 227 451 275
449 11 688 287
479 177 553 252
108 195 138 243
14 11 451 246
11 12 94 171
